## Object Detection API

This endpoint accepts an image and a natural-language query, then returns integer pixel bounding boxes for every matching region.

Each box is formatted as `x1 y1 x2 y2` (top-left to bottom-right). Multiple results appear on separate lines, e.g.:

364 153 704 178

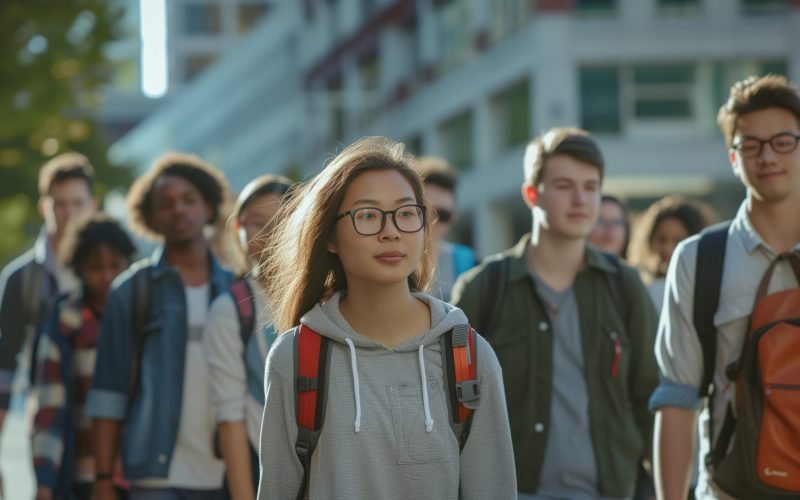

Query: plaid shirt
32 292 100 490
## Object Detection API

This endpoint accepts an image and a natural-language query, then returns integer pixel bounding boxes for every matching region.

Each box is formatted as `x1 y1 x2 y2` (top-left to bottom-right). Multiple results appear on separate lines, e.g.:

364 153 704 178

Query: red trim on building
305 0 416 87
535 0 575 12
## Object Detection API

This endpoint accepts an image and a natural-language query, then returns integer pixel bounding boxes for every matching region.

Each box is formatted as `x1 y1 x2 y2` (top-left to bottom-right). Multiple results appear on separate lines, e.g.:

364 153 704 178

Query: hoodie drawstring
418 345 434 432
344 338 362 433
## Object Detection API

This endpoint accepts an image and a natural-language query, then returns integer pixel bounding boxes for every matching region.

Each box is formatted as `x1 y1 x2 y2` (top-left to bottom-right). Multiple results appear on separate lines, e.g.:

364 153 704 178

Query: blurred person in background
589 195 631 259
32 213 135 500
412 156 477 302
0 153 97 493
629 196 715 313
204 174 292 500
86 153 234 500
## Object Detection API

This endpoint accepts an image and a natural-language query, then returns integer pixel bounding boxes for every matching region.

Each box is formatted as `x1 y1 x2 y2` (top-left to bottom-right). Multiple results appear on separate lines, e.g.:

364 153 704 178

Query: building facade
110 0 800 256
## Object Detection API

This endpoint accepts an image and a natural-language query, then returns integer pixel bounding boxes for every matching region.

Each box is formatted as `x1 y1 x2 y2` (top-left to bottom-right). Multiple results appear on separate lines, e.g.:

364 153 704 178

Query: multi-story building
110 0 800 256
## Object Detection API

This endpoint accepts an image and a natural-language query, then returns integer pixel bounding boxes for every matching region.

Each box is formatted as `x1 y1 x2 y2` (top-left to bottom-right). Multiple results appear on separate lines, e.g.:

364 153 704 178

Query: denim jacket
86 248 233 480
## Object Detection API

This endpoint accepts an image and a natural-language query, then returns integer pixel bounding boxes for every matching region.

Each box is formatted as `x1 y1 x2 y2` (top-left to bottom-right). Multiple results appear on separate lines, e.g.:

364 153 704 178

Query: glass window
580 66 621 133
491 0 530 41
658 0 702 15
436 0 473 71
328 77 345 142
238 4 270 33
438 110 474 170
631 64 695 119
184 3 222 35
491 78 531 151
741 0 786 15
576 0 616 15
184 54 216 80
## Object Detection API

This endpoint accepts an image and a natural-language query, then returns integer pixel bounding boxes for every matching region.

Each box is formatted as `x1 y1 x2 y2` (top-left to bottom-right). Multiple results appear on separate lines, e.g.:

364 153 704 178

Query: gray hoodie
257 291 517 499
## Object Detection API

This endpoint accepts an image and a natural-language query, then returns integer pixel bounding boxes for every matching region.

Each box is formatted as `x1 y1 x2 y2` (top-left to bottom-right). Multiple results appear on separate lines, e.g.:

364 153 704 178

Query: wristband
95 472 113 481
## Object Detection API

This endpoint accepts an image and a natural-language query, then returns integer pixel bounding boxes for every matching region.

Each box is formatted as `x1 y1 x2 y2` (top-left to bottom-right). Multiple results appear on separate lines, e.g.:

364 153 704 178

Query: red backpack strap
229 279 255 345
440 324 480 450
293 324 330 500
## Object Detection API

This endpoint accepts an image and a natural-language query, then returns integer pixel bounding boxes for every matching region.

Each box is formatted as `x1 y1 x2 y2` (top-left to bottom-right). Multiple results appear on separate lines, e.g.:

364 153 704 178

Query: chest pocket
387 380 455 465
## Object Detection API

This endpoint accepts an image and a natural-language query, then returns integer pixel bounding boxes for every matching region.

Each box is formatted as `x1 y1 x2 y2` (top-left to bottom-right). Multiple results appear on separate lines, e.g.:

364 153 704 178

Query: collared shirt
650 201 800 499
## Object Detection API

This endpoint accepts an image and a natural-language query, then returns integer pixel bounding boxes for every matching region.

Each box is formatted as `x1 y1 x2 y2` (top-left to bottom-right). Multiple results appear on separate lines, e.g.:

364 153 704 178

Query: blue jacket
86 248 233 480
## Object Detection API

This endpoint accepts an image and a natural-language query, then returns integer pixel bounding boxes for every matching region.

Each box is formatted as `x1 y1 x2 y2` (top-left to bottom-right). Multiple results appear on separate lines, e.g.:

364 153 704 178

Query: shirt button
158 454 167 464
538 321 548 332
534 422 545 433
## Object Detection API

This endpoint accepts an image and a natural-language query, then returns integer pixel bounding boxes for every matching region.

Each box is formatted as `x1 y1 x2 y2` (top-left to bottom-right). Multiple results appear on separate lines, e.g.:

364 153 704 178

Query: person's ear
521 184 538 208
327 236 338 254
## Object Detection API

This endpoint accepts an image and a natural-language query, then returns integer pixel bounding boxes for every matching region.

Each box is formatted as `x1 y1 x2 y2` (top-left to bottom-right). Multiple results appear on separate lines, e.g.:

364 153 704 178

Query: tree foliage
0 1 132 266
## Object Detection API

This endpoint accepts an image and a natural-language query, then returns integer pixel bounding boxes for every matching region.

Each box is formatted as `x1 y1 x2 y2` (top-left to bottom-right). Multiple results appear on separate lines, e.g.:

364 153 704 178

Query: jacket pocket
387 379 456 465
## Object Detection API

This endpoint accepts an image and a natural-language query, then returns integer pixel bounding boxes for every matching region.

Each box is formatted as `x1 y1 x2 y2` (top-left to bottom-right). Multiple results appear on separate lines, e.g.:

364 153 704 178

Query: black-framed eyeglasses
732 132 800 158
335 204 426 236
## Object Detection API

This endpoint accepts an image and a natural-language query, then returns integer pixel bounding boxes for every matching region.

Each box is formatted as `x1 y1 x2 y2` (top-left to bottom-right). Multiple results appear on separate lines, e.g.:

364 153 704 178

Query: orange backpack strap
293 324 330 500
440 324 480 450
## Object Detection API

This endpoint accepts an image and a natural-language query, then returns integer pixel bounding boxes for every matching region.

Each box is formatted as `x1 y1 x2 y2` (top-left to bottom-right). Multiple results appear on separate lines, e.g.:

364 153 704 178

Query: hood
300 290 468 351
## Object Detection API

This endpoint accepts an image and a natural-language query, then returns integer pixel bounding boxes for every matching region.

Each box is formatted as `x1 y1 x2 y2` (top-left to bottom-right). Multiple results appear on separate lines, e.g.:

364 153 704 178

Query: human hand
35 486 52 500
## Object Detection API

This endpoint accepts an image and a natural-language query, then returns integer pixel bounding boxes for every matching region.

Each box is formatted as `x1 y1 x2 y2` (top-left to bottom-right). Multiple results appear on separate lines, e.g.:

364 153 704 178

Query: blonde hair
261 137 435 333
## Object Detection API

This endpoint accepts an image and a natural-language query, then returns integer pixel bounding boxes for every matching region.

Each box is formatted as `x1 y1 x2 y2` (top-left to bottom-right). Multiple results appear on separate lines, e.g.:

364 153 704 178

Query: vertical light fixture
140 0 168 98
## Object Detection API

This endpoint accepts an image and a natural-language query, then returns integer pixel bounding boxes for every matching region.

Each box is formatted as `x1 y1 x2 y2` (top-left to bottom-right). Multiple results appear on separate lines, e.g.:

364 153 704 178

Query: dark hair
262 137 435 333
717 74 800 148
523 127 604 186
126 152 231 240
601 194 631 259
59 212 136 272
413 156 458 193
38 152 95 197
232 174 293 220
630 196 715 278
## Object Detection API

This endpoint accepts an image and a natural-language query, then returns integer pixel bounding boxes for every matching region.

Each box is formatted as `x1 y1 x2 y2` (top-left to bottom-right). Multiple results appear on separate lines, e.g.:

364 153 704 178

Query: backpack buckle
451 324 469 346
297 376 318 392
456 379 480 409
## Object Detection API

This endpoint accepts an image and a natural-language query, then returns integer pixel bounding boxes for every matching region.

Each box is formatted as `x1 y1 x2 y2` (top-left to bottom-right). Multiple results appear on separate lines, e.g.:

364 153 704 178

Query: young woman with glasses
256 137 515 499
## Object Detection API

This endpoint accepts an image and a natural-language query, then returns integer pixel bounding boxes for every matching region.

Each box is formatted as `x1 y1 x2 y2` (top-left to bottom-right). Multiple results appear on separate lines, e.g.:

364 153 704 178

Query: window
490 78 531 151
359 52 380 91
576 0 616 15
710 59 788 127
184 54 216 81
631 64 695 119
436 0 473 71
184 3 222 35
403 134 423 156
580 66 621 133
328 77 345 142
238 4 270 33
438 110 474 170
658 0 701 15
491 0 529 41
741 0 786 15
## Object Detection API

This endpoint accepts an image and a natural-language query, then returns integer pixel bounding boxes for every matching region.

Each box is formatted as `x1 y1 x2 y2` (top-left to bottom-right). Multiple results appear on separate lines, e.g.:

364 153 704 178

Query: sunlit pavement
0 407 35 500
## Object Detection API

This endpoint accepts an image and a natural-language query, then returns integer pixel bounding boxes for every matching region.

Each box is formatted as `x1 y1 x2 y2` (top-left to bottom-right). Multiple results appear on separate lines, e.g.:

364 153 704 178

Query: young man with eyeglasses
452 127 658 499
651 75 800 500
413 156 476 302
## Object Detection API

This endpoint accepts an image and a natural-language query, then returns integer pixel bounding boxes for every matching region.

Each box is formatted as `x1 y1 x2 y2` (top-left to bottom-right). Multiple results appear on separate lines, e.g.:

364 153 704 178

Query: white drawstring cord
418 345 434 432
344 338 362 433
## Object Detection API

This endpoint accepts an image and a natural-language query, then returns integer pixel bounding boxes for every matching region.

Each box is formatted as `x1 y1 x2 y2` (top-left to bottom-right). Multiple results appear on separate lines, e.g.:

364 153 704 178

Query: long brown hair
261 137 435 333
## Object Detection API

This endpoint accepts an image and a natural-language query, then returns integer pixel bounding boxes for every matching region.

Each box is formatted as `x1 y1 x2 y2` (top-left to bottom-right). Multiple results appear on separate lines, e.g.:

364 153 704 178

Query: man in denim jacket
87 153 234 500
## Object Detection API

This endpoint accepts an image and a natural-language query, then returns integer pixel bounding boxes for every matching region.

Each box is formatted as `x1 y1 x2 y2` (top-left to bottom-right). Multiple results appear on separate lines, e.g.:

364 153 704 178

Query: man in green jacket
452 127 658 499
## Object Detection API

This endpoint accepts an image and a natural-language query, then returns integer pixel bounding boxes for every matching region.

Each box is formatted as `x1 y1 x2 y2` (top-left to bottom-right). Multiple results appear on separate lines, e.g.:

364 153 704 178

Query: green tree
0 1 131 267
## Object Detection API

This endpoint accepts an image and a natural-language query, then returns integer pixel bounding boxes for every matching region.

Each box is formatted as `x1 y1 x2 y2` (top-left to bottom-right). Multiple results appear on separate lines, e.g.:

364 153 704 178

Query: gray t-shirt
526 273 602 500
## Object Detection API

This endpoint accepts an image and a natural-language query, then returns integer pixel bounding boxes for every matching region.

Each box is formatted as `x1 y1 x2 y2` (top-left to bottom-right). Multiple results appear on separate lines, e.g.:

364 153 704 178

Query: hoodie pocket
387 379 456 465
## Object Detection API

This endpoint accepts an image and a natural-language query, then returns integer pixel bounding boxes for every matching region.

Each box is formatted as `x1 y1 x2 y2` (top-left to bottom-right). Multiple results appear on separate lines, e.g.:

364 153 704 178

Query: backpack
127 268 156 416
693 223 800 498
22 260 56 386
292 323 480 500
475 252 630 340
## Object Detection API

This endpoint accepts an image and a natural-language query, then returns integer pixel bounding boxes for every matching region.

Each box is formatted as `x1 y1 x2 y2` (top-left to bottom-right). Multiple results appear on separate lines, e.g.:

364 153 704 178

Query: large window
658 0 702 15
580 66 621 133
491 0 529 42
238 3 270 33
184 54 216 80
630 64 695 119
576 0 616 15
184 3 222 35
438 110 474 170
741 0 786 15
436 0 473 71
490 78 531 152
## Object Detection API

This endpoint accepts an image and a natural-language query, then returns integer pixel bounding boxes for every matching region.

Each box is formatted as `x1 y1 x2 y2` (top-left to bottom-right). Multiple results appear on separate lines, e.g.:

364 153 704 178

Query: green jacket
451 234 658 497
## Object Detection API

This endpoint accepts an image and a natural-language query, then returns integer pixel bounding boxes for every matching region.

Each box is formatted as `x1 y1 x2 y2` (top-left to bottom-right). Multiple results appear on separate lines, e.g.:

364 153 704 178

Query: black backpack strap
293 325 332 500
127 268 154 417
478 258 508 340
693 222 730 398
